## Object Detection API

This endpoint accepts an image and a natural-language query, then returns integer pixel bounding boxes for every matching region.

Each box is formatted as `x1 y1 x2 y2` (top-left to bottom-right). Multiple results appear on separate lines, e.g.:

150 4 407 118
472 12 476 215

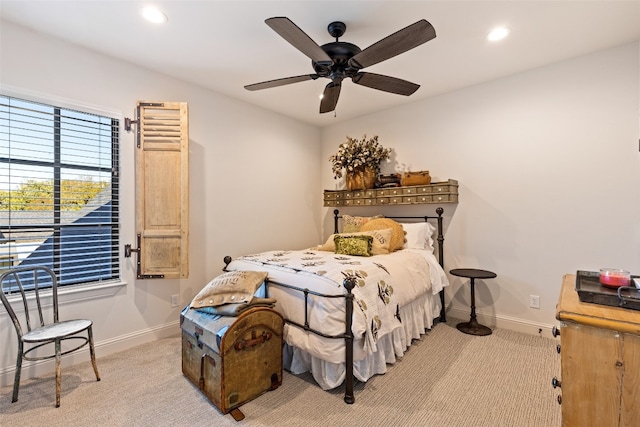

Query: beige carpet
0 321 561 426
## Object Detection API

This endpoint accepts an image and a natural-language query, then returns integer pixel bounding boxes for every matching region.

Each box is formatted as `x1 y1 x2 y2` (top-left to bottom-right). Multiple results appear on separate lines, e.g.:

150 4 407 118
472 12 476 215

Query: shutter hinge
123 114 141 148
124 117 138 132
124 234 165 279
125 105 142 148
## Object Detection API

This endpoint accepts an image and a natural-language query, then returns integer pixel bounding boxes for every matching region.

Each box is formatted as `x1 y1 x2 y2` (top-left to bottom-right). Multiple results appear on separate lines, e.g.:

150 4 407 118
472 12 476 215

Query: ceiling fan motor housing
312 21 362 81
249 17 437 113
313 42 362 78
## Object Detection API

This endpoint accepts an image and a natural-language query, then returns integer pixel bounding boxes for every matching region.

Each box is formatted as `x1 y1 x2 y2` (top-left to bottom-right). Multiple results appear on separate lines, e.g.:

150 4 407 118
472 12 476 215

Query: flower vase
346 166 376 191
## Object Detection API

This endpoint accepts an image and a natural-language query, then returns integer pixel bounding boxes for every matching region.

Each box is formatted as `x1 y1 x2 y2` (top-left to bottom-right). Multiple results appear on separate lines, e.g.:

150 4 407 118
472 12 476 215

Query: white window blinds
0 95 120 288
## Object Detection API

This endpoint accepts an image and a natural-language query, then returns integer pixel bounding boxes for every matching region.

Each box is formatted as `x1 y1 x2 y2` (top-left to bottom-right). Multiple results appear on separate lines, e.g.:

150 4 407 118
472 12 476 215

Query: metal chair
0 266 100 407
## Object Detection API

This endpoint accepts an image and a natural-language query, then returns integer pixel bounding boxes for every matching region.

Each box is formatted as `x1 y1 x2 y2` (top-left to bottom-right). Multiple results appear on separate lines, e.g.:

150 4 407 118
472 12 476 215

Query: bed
223 208 449 404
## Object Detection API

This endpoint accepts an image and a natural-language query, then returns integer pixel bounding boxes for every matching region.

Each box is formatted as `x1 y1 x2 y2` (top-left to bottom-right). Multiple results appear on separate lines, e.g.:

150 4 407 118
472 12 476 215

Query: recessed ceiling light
141 6 168 24
487 27 510 42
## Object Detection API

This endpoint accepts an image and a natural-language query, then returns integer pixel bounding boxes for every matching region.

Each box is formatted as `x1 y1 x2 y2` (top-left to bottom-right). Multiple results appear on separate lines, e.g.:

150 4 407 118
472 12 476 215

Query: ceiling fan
245 17 436 114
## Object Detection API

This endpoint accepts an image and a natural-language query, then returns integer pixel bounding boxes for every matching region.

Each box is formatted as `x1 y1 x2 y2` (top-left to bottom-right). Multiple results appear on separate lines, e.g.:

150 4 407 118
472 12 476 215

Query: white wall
321 42 640 335
0 21 322 386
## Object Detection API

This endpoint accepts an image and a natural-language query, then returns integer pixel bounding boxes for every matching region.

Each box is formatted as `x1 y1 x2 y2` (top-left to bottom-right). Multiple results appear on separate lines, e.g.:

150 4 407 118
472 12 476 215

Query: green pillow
334 235 373 257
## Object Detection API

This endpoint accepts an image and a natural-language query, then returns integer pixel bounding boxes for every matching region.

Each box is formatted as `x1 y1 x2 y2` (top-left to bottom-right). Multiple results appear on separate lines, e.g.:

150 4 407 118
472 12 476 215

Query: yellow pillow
190 271 267 308
316 228 393 255
360 218 405 252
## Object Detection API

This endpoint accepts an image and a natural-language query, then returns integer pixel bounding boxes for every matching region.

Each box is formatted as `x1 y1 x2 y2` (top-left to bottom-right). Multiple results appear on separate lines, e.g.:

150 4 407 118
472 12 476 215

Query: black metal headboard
332 207 445 269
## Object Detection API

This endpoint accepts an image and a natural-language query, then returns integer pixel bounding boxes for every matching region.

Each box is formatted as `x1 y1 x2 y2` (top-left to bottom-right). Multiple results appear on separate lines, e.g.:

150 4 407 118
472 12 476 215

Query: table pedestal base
456 319 492 336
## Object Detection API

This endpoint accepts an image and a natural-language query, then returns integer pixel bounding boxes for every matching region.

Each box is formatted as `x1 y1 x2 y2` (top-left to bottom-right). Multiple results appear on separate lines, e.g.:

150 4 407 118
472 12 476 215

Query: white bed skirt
283 290 442 390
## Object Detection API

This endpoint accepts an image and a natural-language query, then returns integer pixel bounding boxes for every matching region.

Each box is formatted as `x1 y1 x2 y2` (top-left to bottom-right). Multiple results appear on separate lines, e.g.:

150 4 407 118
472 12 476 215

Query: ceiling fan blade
348 19 436 69
244 74 318 91
320 82 341 114
352 72 419 96
266 17 333 65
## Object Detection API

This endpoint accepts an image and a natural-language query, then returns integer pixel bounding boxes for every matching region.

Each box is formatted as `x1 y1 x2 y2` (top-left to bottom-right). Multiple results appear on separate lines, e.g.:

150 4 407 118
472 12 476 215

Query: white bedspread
226 248 447 363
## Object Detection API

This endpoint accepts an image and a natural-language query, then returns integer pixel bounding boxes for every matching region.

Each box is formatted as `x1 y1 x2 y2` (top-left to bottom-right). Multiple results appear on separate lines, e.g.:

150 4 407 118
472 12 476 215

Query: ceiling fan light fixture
487 27 510 42
141 6 168 24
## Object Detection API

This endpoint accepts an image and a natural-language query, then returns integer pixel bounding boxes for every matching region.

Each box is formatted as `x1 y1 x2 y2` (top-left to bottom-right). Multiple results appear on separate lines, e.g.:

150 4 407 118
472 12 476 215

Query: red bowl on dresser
599 268 631 288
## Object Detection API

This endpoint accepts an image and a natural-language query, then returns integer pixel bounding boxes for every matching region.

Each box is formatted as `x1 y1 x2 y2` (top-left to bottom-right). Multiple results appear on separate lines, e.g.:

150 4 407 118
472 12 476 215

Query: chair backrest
0 266 59 339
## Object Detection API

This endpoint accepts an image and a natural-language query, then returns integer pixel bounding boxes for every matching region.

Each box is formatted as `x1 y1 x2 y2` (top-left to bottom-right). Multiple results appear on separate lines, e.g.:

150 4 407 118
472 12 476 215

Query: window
0 95 120 290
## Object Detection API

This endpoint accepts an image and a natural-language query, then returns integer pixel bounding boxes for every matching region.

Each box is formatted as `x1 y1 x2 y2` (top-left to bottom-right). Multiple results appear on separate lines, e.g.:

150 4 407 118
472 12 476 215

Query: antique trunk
180 306 284 416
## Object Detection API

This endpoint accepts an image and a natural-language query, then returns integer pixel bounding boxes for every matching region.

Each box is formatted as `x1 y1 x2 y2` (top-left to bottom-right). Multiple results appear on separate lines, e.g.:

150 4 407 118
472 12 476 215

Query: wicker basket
346 167 376 191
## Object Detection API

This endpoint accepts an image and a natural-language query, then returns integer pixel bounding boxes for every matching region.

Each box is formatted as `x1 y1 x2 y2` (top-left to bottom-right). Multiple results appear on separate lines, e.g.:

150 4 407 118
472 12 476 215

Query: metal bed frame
224 207 446 404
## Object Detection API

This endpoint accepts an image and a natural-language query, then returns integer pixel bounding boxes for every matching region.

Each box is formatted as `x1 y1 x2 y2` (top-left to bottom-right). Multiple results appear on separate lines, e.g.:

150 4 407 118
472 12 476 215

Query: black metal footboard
266 276 357 404
223 255 357 403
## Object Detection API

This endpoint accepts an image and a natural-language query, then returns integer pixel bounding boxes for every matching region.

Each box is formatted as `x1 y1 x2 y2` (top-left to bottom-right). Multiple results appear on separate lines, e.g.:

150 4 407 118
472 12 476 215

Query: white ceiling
2 1 640 127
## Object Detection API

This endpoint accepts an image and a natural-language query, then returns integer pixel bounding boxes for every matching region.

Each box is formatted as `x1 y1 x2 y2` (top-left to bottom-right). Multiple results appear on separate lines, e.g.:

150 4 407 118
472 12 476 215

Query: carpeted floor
0 320 562 426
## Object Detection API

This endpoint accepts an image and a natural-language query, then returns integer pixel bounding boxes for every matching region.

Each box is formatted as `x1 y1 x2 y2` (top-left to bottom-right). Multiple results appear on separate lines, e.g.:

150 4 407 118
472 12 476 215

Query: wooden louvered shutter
134 101 189 279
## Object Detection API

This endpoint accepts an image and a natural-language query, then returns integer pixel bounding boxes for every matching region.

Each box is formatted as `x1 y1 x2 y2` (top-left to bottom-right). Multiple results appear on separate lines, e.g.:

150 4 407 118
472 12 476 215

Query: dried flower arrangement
329 135 392 179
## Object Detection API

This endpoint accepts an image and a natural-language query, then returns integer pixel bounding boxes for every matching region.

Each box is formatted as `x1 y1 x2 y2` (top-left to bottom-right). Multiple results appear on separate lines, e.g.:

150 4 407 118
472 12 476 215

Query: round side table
450 268 497 336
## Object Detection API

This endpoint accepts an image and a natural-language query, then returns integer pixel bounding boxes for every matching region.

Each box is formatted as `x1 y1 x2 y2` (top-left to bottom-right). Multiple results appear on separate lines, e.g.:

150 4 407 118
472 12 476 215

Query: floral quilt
236 250 403 353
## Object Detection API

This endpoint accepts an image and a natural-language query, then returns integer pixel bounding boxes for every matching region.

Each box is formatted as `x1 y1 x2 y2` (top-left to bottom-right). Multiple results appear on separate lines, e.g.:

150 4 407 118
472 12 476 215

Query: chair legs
55 339 62 408
12 341 23 403
54 331 100 407
11 331 100 407
88 326 101 381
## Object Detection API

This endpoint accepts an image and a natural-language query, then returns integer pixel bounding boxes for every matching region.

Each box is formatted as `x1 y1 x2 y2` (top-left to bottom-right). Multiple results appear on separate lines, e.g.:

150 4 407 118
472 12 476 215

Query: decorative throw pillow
360 218 405 252
317 228 393 255
190 271 268 309
342 214 383 233
334 235 373 257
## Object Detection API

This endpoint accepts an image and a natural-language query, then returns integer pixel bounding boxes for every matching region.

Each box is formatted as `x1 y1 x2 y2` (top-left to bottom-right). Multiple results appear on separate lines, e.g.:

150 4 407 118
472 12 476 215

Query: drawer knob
556 344 561 354
552 377 562 389
552 326 561 337
557 395 562 405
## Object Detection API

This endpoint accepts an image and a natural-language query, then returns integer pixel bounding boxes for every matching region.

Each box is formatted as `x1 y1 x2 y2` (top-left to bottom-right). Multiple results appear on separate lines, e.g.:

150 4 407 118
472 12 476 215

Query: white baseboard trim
0 321 180 388
446 307 558 338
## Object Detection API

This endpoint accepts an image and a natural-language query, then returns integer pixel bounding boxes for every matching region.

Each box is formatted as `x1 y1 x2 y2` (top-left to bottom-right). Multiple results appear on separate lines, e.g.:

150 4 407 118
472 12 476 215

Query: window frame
0 92 122 292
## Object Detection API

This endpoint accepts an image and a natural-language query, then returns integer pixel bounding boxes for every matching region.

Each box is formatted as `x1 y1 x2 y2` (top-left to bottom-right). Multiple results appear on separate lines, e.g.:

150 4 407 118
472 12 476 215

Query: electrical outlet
530 295 540 309
171 294 179 308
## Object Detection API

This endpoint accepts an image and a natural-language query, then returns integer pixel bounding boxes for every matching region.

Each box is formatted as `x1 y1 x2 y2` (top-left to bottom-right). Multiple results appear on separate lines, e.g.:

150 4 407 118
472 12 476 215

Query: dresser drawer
376 188 403 197
324 191 343 201
431 193 458 203
432 184 455 193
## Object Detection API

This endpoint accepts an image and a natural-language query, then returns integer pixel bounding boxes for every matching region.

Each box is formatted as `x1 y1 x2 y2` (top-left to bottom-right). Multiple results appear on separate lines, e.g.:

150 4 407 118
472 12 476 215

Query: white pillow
401 222 436 251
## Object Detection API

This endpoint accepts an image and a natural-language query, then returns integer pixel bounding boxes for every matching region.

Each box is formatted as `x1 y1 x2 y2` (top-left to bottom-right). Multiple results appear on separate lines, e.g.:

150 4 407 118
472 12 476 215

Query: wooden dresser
555 274 640 426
